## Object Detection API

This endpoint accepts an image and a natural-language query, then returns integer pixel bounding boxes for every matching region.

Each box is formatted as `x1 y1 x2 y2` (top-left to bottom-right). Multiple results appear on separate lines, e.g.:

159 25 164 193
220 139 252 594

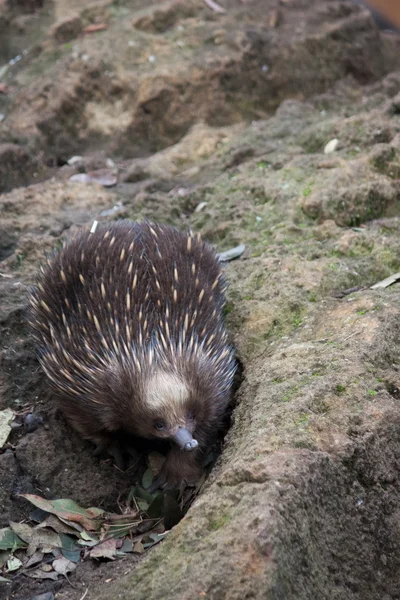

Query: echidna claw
92 441 126 471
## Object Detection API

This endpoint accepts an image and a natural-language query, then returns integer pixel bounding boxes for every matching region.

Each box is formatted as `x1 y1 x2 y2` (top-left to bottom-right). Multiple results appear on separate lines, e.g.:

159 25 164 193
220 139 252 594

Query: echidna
28 220 236 489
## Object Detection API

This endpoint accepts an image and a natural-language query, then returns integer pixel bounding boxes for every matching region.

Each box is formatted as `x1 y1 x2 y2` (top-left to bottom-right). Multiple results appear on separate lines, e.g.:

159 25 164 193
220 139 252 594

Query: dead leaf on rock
218 244 245 262
371 272 400 289
0 408 14 447
89 538 118 560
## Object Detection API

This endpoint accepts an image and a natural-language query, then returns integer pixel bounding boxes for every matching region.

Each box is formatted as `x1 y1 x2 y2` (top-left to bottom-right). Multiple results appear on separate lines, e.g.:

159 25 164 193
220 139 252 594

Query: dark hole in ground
386 381 400 400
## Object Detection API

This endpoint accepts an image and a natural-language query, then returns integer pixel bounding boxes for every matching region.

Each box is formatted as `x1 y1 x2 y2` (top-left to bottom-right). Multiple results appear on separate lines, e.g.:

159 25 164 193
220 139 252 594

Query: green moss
308 292 318 302
295 413 310 426
16 253 25 269
223 302 234 316
302 181 314 197
336 384 346 393
208 513 231 531
291 312 303 327
256 161 270 169
368 389 377 397
310 398 330 414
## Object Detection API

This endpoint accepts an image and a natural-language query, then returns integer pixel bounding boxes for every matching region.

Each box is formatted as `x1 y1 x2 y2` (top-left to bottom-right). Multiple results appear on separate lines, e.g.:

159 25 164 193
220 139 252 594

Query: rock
0 143 35 194
122 161 151 183
50 15 82 43
323 138 339 153
132 0 198 34
30 593 55 600
300 162 398 226
6 0 44 12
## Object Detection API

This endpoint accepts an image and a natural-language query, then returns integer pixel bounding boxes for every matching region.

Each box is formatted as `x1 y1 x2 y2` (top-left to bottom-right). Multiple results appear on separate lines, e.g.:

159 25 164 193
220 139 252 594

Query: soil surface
2 0 400 599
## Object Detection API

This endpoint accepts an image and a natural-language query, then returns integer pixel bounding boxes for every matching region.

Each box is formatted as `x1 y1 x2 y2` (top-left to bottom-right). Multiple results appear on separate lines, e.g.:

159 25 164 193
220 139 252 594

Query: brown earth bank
2 0 400 598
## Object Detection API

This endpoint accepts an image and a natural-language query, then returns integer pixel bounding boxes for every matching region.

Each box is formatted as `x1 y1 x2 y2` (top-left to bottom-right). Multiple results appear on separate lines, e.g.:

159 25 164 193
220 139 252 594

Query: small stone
50 15 82 43
194 202 208 213
67 156 83 166
24 413 43 433
324 138 339 154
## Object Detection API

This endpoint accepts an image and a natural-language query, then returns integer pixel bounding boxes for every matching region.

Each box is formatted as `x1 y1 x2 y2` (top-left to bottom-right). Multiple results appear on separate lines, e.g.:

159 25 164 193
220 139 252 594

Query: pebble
99 203 125 217
67 155 83 166
24 413 43 433
194 202 208 212
324 138 339 154
30 593 55 600
0 114 4 122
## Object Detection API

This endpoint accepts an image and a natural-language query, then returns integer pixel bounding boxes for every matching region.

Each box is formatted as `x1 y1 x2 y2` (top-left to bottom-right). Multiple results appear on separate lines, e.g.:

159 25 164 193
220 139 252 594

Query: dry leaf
52 556 76 577
371 272 400 289
0 409 14 447
37 514 79 536
0 527 27 551
6 556 22 572
82 23 108 34
133 540 144 554
9 522 33 544
26 567 59 581
27 529 62 556
24 550 44 568
20 495 104 531
89 538 117 560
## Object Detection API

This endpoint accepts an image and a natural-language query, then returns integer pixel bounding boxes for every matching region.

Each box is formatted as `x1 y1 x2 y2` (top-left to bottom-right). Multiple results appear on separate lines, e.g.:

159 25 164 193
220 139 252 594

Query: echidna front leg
91 438 124 470
60 408 126 470
150 446 203 492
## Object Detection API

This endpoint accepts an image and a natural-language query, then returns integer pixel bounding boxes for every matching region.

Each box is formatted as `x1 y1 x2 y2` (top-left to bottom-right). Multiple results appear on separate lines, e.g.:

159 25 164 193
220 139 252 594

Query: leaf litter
1 452 213 583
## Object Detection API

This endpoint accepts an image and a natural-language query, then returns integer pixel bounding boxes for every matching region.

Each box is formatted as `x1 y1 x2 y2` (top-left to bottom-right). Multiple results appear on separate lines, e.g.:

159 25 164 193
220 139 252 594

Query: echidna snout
172 426 199 452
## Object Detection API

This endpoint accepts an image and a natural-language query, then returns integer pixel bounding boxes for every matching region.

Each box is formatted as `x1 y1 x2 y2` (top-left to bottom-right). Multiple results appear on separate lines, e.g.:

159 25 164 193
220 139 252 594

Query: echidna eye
154 420 165 431
188 413 195 422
